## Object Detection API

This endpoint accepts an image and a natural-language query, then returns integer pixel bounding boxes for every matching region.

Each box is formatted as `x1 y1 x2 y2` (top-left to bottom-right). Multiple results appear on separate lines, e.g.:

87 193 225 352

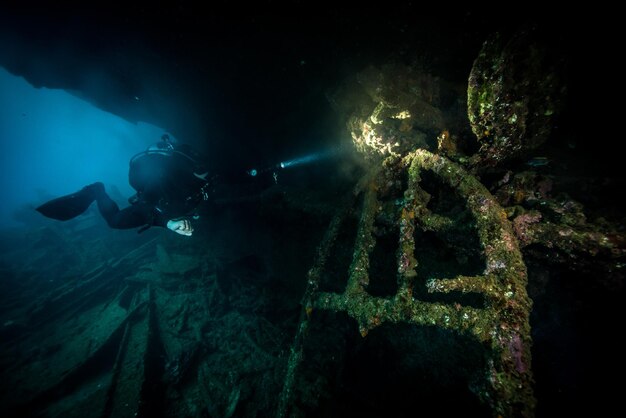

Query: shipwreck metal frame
279 149 535 417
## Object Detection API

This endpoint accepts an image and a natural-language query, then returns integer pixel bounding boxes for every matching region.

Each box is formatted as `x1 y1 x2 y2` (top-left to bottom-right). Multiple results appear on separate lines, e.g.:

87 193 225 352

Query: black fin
36 183 101 221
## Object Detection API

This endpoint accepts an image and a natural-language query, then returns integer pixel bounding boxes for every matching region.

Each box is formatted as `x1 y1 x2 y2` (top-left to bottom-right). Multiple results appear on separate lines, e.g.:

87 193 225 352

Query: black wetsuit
36 144 209 231
100 148 208 230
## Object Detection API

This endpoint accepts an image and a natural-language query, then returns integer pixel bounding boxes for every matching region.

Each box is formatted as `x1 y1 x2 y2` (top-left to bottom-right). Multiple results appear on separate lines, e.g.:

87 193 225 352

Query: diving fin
36 182 103 221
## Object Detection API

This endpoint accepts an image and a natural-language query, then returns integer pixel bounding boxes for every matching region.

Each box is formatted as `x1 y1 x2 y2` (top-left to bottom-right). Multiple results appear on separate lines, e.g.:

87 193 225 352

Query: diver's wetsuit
102 149 208 229
37 145 209 231
87 182 169 229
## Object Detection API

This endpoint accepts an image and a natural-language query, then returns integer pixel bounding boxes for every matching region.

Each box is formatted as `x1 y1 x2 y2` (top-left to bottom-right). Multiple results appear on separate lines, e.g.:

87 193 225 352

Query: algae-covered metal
281 150 535 417
467 31 563 168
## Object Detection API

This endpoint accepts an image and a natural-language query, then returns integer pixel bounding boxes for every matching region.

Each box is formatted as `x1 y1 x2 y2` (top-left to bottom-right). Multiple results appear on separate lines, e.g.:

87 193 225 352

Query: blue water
0 67 165 227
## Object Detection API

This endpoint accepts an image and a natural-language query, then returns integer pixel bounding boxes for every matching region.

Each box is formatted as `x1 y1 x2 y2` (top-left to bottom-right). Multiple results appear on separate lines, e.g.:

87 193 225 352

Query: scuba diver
36 134 212 237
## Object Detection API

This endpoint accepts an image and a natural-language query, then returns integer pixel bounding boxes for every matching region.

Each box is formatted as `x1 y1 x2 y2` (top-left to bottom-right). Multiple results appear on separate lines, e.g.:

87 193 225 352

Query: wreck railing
278 149 535 418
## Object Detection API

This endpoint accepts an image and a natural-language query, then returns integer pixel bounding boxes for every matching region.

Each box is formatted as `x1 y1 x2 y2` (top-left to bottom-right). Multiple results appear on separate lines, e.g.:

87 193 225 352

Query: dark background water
1 6 620 180
0 7 611 166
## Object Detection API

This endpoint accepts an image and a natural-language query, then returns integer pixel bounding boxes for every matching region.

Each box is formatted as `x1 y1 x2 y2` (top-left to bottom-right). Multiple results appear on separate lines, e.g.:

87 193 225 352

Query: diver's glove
167 219 193 236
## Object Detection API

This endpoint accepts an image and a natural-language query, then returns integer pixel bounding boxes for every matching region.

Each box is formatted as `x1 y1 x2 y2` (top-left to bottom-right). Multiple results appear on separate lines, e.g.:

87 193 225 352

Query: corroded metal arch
279 149 535 418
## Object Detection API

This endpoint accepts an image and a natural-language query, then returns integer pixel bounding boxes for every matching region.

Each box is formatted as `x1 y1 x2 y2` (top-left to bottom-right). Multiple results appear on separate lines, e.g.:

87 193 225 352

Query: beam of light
279 150 327 169
0 66 168 228
248 146 346 177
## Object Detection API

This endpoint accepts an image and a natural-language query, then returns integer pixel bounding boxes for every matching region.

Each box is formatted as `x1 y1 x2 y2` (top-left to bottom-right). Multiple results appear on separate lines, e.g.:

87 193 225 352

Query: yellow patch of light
391 110 411 120
351 121 399 157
